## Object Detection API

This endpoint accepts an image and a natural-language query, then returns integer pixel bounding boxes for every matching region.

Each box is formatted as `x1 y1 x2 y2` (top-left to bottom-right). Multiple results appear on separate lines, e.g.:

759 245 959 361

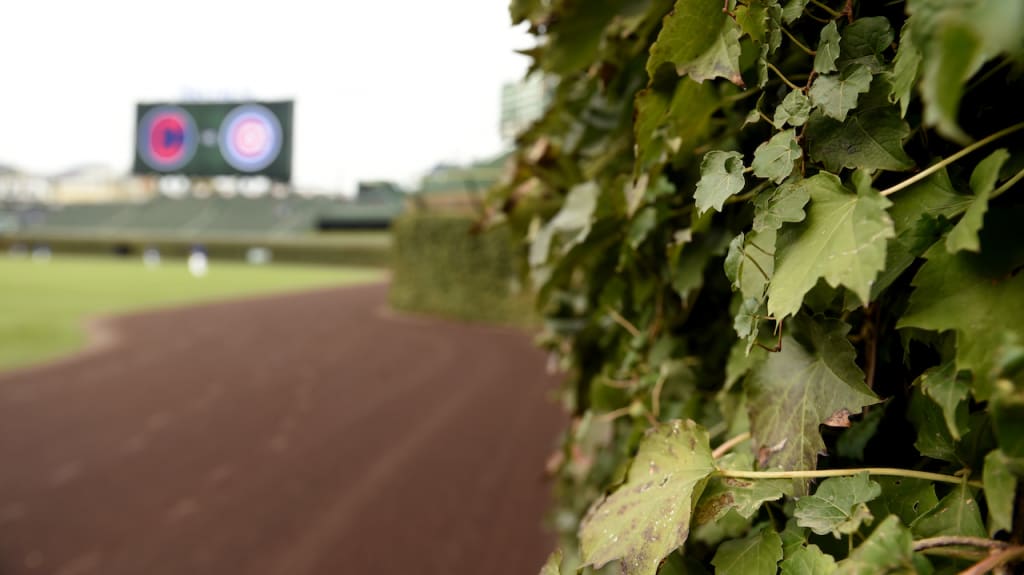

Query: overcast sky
0 1 533 194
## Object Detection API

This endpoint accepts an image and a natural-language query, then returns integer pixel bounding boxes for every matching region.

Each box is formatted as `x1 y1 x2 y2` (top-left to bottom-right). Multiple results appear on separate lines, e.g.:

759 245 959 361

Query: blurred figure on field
187 244 208 277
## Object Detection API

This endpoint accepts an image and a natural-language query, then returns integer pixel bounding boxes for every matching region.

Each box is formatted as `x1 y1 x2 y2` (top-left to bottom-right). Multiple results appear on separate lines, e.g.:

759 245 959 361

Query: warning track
0 284 564 575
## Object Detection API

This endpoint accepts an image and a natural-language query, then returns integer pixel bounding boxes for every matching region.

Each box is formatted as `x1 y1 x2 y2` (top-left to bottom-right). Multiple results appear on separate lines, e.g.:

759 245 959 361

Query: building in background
500 74 553 145
414 155 510 212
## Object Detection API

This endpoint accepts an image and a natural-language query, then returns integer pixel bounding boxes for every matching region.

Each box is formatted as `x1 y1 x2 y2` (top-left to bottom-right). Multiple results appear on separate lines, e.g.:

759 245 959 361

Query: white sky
0 1 534 194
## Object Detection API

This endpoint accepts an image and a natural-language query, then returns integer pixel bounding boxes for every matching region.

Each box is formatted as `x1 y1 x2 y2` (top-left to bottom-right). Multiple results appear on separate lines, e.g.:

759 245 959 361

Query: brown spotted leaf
580 420 715 575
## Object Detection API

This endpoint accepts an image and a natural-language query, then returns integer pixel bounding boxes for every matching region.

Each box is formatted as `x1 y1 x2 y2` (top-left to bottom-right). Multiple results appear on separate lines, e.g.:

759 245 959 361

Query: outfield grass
0 255 385 371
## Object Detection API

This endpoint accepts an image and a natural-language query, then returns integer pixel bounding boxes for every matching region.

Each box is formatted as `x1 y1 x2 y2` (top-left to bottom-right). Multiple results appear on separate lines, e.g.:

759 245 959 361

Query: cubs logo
138 106 198 171
218 104 283 172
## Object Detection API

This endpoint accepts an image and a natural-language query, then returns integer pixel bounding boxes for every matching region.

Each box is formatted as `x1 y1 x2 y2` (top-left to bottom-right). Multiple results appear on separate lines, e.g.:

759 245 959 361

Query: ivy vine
492 0 1024 573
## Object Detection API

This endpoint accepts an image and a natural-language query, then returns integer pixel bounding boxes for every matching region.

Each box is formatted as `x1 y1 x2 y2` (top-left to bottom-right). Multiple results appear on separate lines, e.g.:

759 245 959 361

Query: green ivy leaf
628 206 659 249
752 183 810 233
907 386 960 463
946 149 1009 253
868 477 940 527
806 77 915 173
695 150 746 214
911 484 986 539
814 21 841 74
671 229 730 300
808 65 873 122
779 544 837 575
774 90 812 128
781 0 807 24
695 452 792 524
725 229 774 301
539 549 563 575
837 16 894 73
710 525 783 575
529 182 598 266
898 212 1024 400
752 129 802 184
767 173 894 321
889 23 921 118
635 79 719 173
836 516 914 575
917 362 970 441
983 450 1017 536
794 473 881 538
579 420 715 575
746 315 880 478
647 0 744 85
910 0 1024 142
916 19 983 143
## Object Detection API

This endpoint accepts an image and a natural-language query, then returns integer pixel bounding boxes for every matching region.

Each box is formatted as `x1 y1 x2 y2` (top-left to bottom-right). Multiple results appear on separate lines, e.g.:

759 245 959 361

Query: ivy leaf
814 21 840 74
710 525 783 575
889 23 921 118
746 315 880 479
695 151 746 214
868 477 940 527
725 229 774 301
910 0 1024 143
647 0 744 85
635 79 719 174
767 173 894 321
539 549 563 575
781 0 807 24
806 77 915 173
671 229 730 300
835 516 914 575
916 362 970 441
908 386 960 463
695 452 791 524
911 484 986 539
808 65 873 122
529 182 598 266
779 544 837 575
752 129 802 184
983 450 1017 536
898 210 1024 400
946 149 1009 253
774 90 812 128
794 473 881 538
837 16 894 73
579 420 715 575
917 19 983 144
628 206 659 249
752 183 810 233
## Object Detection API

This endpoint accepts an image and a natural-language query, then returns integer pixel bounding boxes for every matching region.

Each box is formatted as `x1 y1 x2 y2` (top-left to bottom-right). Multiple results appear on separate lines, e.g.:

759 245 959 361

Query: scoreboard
133 101 293 182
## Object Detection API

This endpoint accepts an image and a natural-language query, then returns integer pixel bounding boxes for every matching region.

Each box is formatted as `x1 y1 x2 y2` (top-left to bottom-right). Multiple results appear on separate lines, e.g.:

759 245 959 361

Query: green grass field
0 256 385 371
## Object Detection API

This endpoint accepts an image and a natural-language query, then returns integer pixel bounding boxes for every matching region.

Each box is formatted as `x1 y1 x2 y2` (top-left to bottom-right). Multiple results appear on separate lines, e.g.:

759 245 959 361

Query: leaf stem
913 536 1010 552
781 27 816 56
718 467 983 488
959 545 1024 575
606 307 642 339
651 372 667 419
712 431 751 459
809 0 843 18
880 121 1024 197
767 62 802 91
991 165 1024 201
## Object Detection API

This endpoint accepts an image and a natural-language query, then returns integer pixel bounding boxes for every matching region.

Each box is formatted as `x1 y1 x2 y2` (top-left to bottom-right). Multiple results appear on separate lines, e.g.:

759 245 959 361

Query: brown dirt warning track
0 283 565 575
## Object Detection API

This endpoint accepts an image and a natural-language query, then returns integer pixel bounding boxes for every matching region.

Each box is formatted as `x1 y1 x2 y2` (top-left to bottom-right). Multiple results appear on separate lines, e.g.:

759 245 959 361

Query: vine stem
914 536 1010 552
880 121 1024 197
809 0 843 18
718 467 983 488
781 27 816 56
606 307 642 339
767 62 802 91
991 165 1024 200
959 545 1024 575
712 431 751 459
